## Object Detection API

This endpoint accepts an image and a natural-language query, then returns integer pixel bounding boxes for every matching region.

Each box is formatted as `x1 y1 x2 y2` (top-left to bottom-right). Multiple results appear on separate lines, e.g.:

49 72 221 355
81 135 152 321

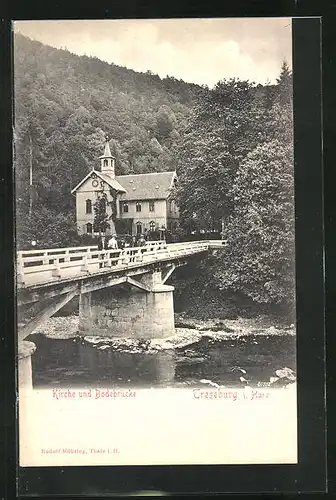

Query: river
27 317 296 389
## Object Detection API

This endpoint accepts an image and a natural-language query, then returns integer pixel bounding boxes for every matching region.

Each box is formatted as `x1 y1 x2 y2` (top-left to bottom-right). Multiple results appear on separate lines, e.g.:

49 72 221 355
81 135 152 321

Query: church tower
99 135 116 178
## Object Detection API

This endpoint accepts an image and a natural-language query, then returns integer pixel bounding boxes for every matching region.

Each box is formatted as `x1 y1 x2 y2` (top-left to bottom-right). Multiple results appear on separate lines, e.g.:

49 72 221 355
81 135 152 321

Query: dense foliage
175 62 294 305
174 79 277 228
14 33 203 248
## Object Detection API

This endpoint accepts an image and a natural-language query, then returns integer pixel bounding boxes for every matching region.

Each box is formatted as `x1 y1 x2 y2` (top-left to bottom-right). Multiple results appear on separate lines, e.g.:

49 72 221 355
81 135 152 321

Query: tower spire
103 134 112 157
99 135 115 177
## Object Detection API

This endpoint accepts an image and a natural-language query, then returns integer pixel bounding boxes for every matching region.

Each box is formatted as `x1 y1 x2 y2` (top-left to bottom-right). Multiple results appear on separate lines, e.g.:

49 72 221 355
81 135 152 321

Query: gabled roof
99 172 126 192
71 170 126 194
117 171 176 201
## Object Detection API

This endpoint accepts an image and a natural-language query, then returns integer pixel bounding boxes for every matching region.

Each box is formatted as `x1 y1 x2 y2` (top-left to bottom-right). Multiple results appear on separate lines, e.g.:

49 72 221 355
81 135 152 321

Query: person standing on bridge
108 234 118 250
98 235 104 251
138 235 146 247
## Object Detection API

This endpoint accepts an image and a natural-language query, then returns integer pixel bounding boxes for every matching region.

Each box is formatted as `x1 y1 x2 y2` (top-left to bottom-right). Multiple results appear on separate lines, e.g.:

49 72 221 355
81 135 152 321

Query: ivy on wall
92 186 119 233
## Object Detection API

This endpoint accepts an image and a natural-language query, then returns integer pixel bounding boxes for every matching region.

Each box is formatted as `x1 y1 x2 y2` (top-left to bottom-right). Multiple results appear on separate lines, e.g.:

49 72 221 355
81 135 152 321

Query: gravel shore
34 314 295 350
30 315 296 387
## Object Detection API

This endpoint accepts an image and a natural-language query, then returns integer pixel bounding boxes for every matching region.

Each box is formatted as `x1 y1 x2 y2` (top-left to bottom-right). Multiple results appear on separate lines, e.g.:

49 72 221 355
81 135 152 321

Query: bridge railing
15 241 168 285
16 240 225 286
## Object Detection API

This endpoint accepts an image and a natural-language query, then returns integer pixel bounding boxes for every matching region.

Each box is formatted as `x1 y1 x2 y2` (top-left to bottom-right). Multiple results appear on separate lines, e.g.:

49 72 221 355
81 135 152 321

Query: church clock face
92 179 99 187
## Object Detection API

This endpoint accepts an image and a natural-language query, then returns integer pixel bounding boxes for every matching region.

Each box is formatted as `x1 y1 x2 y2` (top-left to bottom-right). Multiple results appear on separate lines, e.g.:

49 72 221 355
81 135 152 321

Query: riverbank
33 313 295 346
174 312 295 336
28 315 296 389
170 264 296 327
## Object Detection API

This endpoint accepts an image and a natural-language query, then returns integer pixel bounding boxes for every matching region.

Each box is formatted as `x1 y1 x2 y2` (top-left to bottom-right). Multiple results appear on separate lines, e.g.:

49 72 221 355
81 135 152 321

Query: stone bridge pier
18 341 36 391
79 269 175 338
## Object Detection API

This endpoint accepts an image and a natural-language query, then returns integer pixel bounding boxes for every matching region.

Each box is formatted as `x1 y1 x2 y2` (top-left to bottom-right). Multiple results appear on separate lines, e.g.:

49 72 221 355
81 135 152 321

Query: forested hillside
14 33 204 246
14 33 294 310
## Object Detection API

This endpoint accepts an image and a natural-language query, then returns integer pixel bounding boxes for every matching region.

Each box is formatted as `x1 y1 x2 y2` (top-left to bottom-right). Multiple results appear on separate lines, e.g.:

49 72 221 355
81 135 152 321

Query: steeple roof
99 137 114 159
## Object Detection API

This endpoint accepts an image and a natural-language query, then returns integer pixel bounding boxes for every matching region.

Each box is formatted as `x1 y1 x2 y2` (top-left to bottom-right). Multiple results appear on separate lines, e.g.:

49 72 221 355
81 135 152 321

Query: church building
71 138 179 237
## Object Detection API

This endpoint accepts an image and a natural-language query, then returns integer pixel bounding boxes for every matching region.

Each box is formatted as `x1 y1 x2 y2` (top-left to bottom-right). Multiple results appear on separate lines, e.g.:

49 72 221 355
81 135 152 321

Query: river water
27 332 296 389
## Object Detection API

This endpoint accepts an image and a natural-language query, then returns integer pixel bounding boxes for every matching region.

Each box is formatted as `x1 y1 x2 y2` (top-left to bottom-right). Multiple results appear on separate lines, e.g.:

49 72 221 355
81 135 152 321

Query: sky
14 18 292 88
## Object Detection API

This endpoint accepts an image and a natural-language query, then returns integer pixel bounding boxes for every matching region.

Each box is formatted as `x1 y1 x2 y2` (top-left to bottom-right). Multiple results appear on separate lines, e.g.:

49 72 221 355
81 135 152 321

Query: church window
136 202 142 212
86 199 92 214
149 221 156 232
86 223 93 234
123 202 129 213
103 159 108 167
136 221 142 235
149 200 155 212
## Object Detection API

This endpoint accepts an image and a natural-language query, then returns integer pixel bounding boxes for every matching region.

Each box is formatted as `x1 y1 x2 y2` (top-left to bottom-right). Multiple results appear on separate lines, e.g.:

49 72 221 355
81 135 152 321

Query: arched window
136 221 142 235
136 202 142 212
149 200 155 212
103 159 108 167
149 221 156 232
86 223 93 234
123 202 129 213
86 199 92 214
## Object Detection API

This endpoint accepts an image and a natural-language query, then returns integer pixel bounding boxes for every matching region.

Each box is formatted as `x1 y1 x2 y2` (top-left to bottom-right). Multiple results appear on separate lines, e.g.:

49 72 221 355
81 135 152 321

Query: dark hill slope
14 33 205 215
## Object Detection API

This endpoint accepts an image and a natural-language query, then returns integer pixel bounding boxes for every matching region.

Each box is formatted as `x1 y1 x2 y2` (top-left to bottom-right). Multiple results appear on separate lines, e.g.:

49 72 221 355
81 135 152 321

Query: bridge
17 240 225 388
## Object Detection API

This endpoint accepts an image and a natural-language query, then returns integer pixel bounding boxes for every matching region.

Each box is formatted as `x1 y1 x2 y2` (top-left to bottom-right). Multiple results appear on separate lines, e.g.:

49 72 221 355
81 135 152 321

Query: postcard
15 17 297 467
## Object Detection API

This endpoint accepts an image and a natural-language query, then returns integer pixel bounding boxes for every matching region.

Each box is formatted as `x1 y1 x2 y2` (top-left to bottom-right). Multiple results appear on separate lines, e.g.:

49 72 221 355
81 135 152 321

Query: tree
93 193 109 234
108 138 130 174
214 137 295 304
175 79 271 227
16 207 80 249
276 60 292 85
156 105 176 138
93 187 119 235
276 60 292 105
175 64 295 307
212 66 294 305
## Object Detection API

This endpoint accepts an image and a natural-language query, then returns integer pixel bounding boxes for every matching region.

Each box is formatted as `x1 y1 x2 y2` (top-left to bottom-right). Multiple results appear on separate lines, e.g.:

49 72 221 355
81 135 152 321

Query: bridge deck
17 240 226 289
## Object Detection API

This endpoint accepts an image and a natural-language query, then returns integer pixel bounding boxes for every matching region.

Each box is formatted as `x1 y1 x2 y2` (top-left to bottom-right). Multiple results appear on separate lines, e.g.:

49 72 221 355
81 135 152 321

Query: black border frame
0 4 328 497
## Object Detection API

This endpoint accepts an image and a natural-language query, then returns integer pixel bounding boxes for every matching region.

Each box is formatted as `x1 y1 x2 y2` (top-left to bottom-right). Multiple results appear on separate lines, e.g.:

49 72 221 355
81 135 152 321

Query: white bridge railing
17 240 226 287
